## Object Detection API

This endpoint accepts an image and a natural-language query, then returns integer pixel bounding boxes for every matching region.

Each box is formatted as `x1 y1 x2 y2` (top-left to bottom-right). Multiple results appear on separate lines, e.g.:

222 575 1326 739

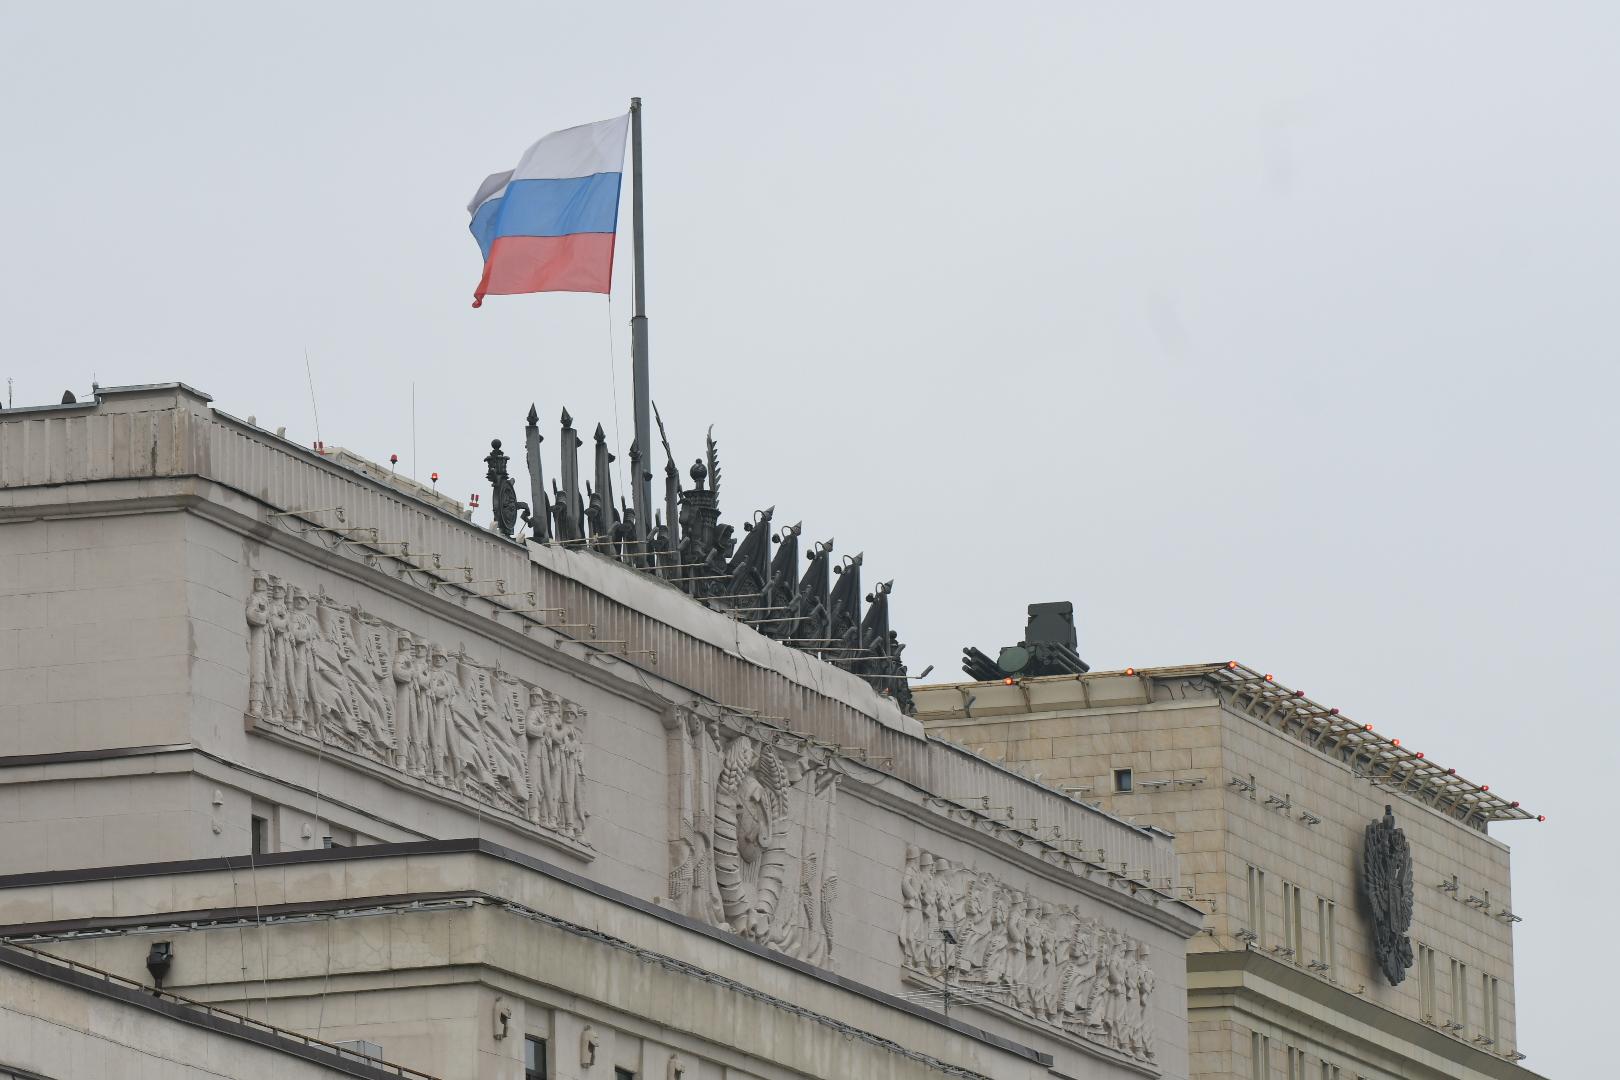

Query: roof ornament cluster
483 403 915 713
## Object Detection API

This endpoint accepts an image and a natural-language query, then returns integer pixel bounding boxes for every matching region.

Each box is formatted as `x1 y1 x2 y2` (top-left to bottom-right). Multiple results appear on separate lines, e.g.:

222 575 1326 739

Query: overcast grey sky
2 3 1611 1072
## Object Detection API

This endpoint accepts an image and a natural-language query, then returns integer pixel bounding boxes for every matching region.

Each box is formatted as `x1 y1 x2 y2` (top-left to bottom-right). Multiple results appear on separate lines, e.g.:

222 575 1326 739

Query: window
1285 1046 1306 1080
1317 898 1336 979
1450 959 1469 1035
1417 944 1437 1020
1113 768 1133 793
250 815 269 856
525 1036 548 1080
1246 866 1267 944
1281 883 1303 961
615 1070 636 1080
1484 974 1500 1046
1250 1032 1270 1080
1319 1063 1340 1080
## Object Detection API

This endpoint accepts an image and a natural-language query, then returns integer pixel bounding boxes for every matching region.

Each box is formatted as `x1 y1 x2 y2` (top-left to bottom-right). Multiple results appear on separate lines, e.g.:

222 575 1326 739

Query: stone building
915 609 1546 1080
0 384 1203 1080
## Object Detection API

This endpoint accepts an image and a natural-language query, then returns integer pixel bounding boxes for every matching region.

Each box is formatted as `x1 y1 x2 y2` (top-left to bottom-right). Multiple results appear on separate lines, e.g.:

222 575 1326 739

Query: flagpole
629 97 652 544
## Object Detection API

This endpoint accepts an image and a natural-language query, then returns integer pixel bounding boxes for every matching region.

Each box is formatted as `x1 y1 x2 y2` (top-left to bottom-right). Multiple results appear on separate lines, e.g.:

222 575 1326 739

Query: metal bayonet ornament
557 409 584 542
1363 805 1415 985
523 405 551 543
590 424 619 553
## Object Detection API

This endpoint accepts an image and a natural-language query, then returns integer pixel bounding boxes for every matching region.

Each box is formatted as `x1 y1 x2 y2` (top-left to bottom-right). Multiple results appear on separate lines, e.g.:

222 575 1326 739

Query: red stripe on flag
473 233 617 306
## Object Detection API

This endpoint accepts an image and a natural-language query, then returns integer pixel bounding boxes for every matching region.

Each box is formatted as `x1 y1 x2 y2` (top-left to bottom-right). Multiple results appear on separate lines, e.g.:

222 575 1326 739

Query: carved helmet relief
243 572 591 851
897 846 1160 1067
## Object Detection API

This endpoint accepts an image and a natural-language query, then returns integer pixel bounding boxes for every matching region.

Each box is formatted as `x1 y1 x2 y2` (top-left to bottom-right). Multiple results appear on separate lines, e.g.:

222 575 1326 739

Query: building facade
915 654 1545 1080
0 384 1202 1080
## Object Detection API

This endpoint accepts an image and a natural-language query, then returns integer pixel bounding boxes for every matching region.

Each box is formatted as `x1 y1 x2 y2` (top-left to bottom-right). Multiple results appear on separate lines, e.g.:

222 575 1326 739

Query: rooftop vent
962 601 1089 680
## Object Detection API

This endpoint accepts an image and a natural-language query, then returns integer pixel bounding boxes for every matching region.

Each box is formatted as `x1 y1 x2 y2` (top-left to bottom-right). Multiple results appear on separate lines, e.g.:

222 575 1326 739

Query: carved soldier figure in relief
898 847 924 967
289 592 320 733
492 675 532 809
392 636 419 773
447 659 495 790
267 581 292 721
246 577 271 717
524 690 557 828
411 644 432 774
560 702 588 837
426 652 454 783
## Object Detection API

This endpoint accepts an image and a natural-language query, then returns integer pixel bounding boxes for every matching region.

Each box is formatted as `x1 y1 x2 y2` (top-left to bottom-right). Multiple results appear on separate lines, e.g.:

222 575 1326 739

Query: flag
468 113 630 307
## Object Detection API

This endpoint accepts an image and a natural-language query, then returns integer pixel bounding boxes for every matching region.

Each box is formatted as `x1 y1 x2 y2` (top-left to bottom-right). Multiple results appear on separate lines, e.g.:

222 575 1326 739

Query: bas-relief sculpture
1363 804 1415 986
899 847 1159 1068
245 573 589 848
665 710 840 966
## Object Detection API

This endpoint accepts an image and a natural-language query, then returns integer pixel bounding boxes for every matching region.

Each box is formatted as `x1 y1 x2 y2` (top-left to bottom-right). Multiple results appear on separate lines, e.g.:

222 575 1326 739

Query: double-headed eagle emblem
1362 805 1415 985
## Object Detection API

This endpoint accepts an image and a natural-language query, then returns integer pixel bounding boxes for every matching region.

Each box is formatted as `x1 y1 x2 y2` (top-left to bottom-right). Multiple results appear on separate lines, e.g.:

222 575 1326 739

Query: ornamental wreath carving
1362 804 1415 985
898 847 1157 1066
665 710 840 966
245 574 588 847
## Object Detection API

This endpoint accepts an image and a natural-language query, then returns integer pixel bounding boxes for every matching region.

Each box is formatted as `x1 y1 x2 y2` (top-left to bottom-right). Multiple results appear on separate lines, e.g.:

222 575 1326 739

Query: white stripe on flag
510 114 629 181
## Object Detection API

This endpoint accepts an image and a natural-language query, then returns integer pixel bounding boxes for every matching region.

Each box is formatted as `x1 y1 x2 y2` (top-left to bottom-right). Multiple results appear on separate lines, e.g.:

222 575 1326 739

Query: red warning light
1124 667 1136 676
1226 660 1238 669
1002 677 1015 685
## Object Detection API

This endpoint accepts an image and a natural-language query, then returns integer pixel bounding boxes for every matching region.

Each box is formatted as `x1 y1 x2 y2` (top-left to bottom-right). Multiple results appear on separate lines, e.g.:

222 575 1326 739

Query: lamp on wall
145 942 173 993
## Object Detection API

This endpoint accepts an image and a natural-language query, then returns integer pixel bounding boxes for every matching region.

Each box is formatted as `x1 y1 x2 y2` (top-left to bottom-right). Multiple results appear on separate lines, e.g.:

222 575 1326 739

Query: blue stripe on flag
469 172 623 258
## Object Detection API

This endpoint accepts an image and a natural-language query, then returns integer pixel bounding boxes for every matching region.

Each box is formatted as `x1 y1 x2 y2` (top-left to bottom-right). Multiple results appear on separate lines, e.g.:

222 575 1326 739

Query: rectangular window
250 815 269 855
525 1036 548 1080
1417 944 1437 1020
1449 959 1469 1035
615 1070 636 1080
1285 1046 1305 1080
1247 866 1267 944
1281 883 1303 961
1319 1064 1339 1080
1250 1032 1270 1080
1484 974 1500 1045
1316 898 1337 979
1113 767 1134 793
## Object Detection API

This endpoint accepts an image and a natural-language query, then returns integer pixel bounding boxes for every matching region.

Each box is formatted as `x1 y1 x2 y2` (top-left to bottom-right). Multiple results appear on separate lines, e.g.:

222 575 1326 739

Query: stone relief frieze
245 573 589 848
665 710 839 966
899 847 1158 1067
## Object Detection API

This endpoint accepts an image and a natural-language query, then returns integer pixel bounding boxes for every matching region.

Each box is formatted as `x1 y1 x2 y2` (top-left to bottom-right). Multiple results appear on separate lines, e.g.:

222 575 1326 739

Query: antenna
411 381 417 481
304 349 323 445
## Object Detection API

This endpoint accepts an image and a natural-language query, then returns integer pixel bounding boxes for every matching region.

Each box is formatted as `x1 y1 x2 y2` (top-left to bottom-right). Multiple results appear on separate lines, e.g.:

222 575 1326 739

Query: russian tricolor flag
468 114 629 307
